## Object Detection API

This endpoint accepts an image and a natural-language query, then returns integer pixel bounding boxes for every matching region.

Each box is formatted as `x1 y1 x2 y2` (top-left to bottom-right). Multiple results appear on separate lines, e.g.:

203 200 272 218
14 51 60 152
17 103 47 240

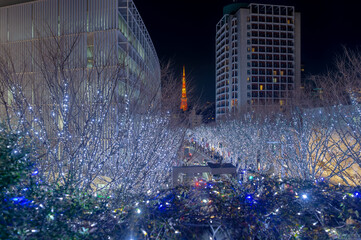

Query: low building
173 162 237 186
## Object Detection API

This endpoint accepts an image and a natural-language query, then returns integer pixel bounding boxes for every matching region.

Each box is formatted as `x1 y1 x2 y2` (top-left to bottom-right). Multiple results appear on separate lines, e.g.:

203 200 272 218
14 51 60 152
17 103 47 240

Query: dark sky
134 0 361 104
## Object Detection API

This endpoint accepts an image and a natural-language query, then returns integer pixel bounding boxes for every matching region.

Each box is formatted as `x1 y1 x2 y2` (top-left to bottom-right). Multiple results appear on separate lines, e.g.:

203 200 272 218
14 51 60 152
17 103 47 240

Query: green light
249 176 254 180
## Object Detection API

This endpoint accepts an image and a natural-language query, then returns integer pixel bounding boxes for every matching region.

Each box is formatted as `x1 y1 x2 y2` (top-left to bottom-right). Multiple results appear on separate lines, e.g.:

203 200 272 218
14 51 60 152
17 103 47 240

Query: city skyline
1 0 361 104
135 0 361 104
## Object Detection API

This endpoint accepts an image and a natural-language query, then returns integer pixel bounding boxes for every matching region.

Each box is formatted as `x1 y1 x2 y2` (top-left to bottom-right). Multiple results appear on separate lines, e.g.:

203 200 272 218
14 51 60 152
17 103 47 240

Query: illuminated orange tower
180 66 188 111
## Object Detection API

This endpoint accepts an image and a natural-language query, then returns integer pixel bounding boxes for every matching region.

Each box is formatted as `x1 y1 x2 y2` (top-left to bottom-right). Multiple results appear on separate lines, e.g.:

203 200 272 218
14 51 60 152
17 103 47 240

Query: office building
215 3 301 119
0 0 160 106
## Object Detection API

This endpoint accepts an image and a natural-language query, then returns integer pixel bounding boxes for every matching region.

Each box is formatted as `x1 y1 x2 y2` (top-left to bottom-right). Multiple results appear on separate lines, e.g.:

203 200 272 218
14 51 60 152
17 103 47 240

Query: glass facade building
0 0 160 103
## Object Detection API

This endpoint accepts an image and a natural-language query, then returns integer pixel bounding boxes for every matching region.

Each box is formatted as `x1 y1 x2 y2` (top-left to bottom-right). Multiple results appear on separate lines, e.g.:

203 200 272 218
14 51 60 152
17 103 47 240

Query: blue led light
11 197 24 202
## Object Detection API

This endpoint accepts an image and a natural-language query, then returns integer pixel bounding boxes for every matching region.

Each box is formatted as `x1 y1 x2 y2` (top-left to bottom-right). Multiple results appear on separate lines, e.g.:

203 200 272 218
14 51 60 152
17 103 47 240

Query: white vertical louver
94 30 117 66
33 0 58 38
0 8 7 42
8 4 32 41
88 0 116 32
59 0 86 34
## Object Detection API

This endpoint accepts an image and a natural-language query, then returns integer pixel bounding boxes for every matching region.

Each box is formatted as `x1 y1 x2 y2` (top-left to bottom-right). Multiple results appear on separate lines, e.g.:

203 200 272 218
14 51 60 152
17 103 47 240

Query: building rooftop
207 162 236 169
223 3 249 16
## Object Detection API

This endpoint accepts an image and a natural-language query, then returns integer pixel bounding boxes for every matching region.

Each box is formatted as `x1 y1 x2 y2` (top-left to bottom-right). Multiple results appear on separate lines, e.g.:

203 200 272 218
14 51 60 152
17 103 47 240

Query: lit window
231 99 238 107
260 85 264 90
273 78 277 83
281 71 284 76
252 48 255 52
273 70 277 75
280 100 284 106
247 77 250 82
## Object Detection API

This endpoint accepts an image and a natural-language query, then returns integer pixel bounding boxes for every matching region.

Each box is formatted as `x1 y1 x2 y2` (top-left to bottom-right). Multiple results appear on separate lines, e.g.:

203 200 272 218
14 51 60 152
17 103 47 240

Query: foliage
1 127 360 239
0 126 32 194
0 127 124 239
123 177 361 240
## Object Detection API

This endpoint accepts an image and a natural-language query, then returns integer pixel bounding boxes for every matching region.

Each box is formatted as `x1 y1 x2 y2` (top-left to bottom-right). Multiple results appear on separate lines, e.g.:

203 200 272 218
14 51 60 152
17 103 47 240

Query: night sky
134 0 361 104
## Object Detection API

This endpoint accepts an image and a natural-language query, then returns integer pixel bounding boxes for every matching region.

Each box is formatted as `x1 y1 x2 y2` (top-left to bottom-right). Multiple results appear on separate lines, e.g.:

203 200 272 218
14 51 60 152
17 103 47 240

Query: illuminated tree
192 112 279 175
192 104 356 183
313 48 361 185
0 30 185 199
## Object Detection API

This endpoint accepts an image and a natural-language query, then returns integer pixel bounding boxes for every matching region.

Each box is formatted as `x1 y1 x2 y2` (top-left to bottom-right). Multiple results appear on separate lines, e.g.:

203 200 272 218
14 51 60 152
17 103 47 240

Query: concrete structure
0 0 160 104
189 108 203 128
215 3 301 119
173 163 237 186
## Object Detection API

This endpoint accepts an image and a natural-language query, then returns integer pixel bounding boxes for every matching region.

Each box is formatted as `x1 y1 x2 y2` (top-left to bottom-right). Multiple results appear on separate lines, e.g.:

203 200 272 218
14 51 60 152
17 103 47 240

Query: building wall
216 3 301 120
0 0 160 103
294 12 301 93
238 8 249 110
215 15 229 116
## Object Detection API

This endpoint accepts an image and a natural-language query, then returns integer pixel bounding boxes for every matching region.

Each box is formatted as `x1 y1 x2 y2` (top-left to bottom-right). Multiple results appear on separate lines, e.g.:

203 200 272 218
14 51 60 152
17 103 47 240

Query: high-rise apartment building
215 3 301 119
